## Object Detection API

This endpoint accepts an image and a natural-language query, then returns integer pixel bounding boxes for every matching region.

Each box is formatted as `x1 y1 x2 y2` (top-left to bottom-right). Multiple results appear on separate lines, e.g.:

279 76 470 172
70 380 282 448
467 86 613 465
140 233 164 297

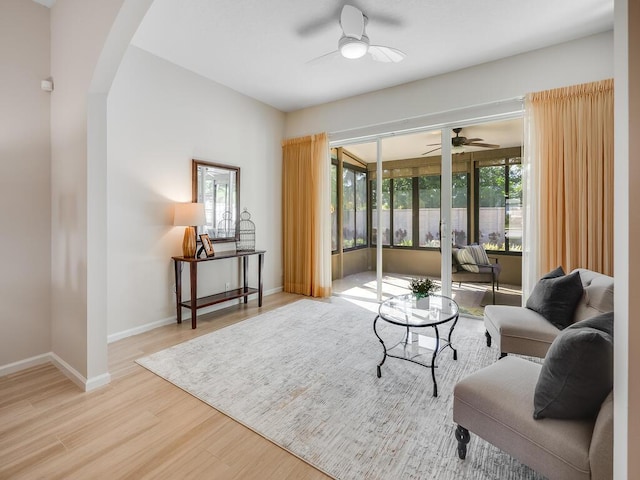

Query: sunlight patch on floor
333 271 522 317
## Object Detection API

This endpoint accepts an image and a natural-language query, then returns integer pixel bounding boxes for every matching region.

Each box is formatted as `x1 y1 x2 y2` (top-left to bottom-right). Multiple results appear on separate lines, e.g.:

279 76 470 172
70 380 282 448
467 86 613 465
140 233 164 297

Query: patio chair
451 245 502 304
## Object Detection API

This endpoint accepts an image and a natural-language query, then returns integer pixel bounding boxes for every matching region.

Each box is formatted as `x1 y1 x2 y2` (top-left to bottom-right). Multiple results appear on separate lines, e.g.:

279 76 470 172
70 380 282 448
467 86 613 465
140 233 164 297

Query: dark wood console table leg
243 256 249 304
189 261 198 329
174 259 182 324
258 253 264 307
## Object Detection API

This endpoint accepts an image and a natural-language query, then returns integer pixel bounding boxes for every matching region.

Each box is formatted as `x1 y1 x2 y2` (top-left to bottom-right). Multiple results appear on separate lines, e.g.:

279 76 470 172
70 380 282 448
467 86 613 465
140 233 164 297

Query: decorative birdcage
236 208 255 251
216 211 235 238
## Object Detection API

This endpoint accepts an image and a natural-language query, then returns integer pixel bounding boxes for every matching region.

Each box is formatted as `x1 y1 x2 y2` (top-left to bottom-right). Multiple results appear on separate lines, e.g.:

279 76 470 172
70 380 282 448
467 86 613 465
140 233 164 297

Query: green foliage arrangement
409 277 436 298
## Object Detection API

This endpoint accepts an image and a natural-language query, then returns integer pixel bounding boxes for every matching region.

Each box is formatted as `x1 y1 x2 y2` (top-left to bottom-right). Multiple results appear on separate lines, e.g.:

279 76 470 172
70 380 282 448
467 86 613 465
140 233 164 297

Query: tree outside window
371 178 391 246
477 161 522 252
342 168 356 249
335 164 368 251
355 171 367 246
393 177 413 246
331 164 337 251
418 175 440 247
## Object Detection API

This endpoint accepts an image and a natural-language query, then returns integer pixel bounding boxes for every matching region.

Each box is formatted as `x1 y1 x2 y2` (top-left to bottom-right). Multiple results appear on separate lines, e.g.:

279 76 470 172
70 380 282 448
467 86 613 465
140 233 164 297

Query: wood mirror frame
192 159 240 243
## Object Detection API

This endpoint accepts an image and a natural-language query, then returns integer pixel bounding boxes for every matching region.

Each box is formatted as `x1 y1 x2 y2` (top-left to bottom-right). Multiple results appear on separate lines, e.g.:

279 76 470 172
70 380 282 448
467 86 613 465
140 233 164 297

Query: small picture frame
199 233 215 257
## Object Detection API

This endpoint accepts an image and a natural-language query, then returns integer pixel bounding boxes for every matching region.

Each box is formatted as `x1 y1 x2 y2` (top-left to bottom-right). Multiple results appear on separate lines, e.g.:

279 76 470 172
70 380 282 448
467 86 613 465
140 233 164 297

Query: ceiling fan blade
463 138 484 143
305 50 341 66
467 142 500 149
296 5 344 37
422 147 442 156
368 45 406 63
425 142 442 147
340 4 364 39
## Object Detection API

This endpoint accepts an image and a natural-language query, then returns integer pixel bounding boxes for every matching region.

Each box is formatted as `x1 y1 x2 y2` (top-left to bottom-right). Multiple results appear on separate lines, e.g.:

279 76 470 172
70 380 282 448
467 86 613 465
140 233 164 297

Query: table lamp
174 202 206 257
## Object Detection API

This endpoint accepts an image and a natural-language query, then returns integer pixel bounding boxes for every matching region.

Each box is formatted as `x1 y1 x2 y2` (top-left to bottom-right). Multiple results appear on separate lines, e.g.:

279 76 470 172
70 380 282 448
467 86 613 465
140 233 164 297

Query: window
331 164 338 251
393 177 413 246
451 173 469 246
476 159 522 252
355 171 367 246
415 173 468 248
371 178 391 246
335 143 520 255
418 175 440 247
334 160 367 251
343 168 356 248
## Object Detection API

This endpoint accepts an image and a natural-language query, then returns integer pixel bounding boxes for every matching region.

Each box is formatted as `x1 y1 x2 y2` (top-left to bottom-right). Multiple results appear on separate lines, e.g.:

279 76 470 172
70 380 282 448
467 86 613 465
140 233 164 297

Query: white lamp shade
174 202 206 226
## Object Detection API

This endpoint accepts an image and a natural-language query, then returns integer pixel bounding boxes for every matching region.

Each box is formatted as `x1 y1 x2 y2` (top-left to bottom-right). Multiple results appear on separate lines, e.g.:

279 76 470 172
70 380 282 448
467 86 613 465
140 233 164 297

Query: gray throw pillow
570 311 614 337
525 270 584 329
541 266 565 279
533 312 614 420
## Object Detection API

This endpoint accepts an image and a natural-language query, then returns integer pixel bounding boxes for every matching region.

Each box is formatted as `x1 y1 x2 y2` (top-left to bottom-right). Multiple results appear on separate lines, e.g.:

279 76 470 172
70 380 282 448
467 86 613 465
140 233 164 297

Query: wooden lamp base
182 226 197 257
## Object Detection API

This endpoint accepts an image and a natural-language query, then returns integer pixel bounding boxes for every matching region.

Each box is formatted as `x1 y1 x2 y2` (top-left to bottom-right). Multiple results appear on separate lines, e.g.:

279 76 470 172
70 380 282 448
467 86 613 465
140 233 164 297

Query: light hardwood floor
0 293 331 480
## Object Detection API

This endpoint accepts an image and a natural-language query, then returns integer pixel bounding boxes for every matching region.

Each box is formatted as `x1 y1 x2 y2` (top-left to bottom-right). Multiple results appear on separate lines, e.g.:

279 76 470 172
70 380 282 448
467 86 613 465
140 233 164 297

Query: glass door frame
330 110 523 302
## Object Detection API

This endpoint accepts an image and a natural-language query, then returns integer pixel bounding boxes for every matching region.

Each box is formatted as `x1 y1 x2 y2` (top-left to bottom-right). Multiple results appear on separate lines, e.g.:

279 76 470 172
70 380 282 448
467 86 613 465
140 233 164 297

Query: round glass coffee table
373 293 459 397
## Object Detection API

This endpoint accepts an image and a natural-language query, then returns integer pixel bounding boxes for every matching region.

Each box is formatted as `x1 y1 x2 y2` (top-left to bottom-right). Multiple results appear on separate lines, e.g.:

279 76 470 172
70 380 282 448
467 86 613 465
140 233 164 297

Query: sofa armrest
453 357 595 480
589 391 613 480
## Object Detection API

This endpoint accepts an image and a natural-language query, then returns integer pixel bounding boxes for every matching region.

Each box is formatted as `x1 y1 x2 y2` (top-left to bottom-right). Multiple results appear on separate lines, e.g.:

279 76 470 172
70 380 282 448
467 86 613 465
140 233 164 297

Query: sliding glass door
330 116 523 313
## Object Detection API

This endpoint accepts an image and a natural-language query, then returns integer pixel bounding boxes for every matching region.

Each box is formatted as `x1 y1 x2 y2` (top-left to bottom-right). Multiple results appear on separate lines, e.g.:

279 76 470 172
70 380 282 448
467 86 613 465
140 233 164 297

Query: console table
172 250 265 329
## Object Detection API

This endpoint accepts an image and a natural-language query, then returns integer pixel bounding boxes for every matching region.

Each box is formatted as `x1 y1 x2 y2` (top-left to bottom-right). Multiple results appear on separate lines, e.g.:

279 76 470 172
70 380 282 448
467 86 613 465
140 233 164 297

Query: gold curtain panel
527 78 614 275
282 133 332 297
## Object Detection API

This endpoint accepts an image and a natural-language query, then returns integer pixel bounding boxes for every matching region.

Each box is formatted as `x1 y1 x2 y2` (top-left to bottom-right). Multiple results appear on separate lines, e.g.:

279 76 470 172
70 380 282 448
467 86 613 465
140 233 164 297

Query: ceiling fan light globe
339 35 369 59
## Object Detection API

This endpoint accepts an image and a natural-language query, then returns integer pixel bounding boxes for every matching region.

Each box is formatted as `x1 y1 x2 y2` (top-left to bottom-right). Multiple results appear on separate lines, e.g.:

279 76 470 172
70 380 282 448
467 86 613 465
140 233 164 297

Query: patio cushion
456 247 479 273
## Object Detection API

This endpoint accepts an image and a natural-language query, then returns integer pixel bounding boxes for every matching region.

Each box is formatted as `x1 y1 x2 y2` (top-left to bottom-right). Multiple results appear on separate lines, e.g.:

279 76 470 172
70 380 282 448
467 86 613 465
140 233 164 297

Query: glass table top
378 293 459 327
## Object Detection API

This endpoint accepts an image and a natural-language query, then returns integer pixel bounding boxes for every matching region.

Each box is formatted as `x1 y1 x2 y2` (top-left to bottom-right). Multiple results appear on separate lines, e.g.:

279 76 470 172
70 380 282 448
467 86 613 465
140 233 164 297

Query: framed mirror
192 159 240 243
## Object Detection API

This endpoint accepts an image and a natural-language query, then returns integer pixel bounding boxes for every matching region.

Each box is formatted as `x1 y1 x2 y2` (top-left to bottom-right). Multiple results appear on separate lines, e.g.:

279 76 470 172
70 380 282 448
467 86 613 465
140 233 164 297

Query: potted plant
409 277 436 300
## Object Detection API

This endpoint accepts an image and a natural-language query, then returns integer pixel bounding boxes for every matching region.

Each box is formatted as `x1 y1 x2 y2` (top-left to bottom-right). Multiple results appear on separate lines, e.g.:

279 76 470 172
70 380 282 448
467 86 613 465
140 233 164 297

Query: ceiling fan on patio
422 128 500 156
306 5 406 64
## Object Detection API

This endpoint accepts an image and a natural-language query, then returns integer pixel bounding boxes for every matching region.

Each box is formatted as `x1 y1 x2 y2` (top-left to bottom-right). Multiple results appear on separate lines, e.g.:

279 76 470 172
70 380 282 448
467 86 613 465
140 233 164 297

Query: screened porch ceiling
341 117 523 163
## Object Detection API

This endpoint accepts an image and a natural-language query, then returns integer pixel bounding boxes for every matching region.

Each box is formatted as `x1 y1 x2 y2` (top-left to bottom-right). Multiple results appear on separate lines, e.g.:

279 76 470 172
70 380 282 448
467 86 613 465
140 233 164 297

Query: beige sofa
483 268 614 358
453 356 613 480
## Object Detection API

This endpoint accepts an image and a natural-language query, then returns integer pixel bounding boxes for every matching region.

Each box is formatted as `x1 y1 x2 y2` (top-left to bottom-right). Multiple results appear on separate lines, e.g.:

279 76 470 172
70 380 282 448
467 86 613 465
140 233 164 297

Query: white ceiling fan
307 5 406 64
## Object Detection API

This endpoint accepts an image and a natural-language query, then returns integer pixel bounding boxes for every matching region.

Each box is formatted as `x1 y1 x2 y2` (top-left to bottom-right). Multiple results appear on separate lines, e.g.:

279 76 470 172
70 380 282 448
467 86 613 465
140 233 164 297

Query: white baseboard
1 289 284 385
0 352 51 377
108 286 284 344
1 352 110 392
107 316 178 343
85 372 112 391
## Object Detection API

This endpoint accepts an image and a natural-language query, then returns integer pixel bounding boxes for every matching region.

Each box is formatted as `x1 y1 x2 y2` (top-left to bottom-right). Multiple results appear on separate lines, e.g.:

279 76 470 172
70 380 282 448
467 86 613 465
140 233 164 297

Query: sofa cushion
484 305 559 357
526 270 584 330
572 268 615 323
533 312 614 420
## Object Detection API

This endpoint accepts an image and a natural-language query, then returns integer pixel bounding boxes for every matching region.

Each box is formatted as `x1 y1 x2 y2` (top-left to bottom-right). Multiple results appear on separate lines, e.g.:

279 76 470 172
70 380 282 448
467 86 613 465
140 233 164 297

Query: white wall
0 0 51 369
285 31 613 138
50 0 127 384
106 46 285 337
614 0 640 477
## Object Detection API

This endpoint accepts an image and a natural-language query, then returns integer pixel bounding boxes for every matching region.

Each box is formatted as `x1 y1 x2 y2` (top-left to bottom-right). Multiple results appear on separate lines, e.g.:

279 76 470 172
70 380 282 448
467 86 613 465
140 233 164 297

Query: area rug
480 290 523 308
137 299 543 480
